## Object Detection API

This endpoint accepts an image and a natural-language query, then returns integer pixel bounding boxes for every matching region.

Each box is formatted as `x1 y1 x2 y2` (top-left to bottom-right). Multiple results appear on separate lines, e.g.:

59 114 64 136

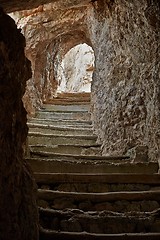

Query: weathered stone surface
1 0 91 13
127 145 149 162
0 8 38 240
52 198 77 210
54 183 150 193
140 200 160 212
79 200 93 211
95 202 114 212
61 218 82 232
39 207 160 234
87 0 160 161
57 43 94 93
10 5 91 114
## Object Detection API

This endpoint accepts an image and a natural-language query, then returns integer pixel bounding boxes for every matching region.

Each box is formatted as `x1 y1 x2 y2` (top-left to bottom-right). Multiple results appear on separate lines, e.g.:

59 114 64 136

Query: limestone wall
57 43 95 93
87 0 160 160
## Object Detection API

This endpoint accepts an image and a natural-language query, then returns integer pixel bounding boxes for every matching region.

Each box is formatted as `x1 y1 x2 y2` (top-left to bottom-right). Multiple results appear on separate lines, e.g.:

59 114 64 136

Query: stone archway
9 5 92 114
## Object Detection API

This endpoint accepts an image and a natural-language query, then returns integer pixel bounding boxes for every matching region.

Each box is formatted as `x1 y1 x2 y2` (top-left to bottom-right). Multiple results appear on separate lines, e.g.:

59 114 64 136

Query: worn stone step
35 173 160 193
28 117 93 128
35 111 91 121
38 194 160 212
37 189 160 212
38 189 160 202
27 158 158 174
28 118 92 128
28 123 93 136
44 99 90 105
45 93 91 105
28 133 97 146
40 228 160 240
42 104 90 112
30 150 128 161
37 189 160 211
54 92 91 99
39 208 160 234
34 173 160 185
29 144 102 156
44 100 90 105
38 183 160 194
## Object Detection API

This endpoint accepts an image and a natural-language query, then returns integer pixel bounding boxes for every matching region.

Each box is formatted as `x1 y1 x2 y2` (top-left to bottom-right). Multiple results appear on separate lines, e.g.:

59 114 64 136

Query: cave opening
56 43 95 94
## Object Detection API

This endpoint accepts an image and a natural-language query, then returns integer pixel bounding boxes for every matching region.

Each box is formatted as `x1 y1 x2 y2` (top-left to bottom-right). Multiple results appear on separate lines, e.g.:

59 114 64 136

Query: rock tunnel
0 0 159 239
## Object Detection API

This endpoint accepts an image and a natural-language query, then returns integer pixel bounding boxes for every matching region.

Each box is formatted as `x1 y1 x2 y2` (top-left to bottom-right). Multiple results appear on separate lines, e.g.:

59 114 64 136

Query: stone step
35 173 160 185
30 150 128 161
54 92 91 99
37 189 160 212
27 158 158 174
28 118 92 128
36 173 160 193
38 189 160 202
38 183 159 195
28 133 97 146
29 144 102 156
40 228 160 240
45 100 90 105
38 192 160 212
28 123 93 136
35 111 91 121
42 104 90 112
46 96 91 103
45 93 91 105
39 208 160 235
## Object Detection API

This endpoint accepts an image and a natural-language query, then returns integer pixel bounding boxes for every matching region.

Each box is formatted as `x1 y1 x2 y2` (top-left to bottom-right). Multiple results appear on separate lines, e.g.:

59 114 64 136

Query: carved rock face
88 0 160 160
0 0 91 13
0 8 38 240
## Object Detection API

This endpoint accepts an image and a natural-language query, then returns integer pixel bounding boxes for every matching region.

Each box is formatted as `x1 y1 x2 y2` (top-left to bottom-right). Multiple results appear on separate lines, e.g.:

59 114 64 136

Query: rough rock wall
57 43 95 93
0 0 91 13
0 8 38 240
87 0 160 160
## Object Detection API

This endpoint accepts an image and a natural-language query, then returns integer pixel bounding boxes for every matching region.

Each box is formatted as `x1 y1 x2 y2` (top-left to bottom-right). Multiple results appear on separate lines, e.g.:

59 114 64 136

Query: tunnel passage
10 6 92 114
9 0 160 160
0 0 159 239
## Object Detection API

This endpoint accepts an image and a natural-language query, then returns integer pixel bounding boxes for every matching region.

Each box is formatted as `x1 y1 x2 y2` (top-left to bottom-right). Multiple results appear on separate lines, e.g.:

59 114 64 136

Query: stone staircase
27 93 160 240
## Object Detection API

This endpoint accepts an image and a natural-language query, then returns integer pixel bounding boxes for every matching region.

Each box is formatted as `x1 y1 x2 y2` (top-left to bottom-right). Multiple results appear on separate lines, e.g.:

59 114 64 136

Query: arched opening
56 43 95 93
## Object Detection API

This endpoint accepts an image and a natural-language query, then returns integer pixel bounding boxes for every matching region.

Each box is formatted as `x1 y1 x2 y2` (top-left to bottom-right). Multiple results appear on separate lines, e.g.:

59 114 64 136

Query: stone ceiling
0 0 91 12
